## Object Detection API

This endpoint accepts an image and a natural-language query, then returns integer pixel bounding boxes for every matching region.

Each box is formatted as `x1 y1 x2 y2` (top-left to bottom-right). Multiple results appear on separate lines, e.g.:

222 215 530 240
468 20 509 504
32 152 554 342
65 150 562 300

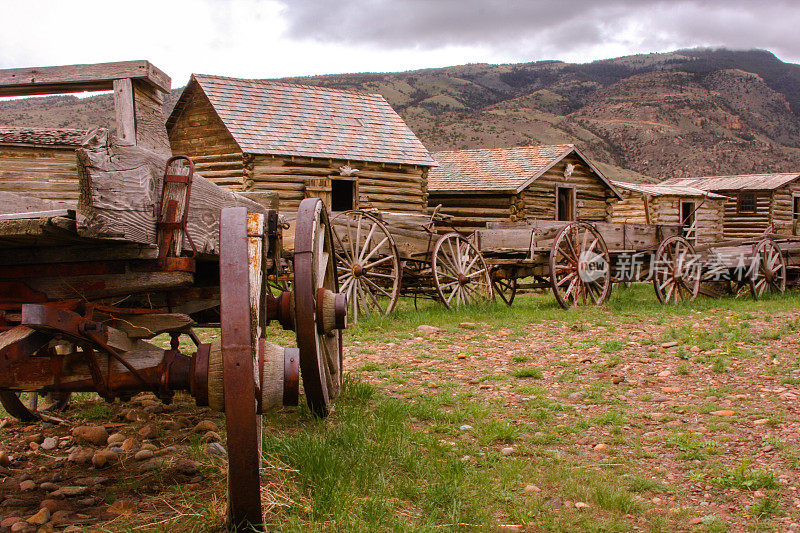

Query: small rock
710 410 735 417
20 480 36 491
134 450 154 461
10 521 30 532
39 483 57 492
124 409 148 422
594 443 608 451
753 418 769 426
612 376 624 384
107 433 125 445
92 450 117 469
28 441 40 451
141 443 158 452
76 497 95 507
427 382 438 389
497 329 511 337
71 426 109 446
574 501 589 509
567 392 585 401
49 510 70 526
416 324 442 335
498 525 521 532
0 451 10 466
658 370 671 377
137 424 158 439
40 438 57 451
51 486 88 498
201 431 222 443
1 517 22 529
661 341 679 348
690 346 701 353
26 508 49 526
107 498 136 516
193 420 218 433
62 527 82 533
38 500 60 513
460 455 471 462
206 443 227 457
500 447 515 456
524 484 542 493
459 424 473 431
120 438 136 452
459 322 477 329
174 458 200 476
24 434 43 445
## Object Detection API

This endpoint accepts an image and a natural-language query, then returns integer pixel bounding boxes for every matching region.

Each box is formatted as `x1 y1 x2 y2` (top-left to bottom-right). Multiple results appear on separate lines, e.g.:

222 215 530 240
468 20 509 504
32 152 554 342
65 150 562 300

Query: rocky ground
1 288 800 531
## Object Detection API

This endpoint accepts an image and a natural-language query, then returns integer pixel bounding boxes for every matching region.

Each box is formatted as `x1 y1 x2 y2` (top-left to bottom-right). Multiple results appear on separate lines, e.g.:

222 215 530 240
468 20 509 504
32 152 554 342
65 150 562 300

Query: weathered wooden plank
113 78 136 144
76 129 267 254
0 60 171 96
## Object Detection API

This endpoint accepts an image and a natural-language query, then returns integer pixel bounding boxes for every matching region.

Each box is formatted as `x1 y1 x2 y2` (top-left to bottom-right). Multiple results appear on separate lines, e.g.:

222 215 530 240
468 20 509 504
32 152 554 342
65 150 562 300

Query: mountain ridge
2 48 799 184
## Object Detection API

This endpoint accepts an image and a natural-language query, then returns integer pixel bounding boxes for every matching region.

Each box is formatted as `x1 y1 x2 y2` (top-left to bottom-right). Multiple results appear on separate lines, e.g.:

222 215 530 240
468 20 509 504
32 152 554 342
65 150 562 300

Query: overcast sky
1 0 798 89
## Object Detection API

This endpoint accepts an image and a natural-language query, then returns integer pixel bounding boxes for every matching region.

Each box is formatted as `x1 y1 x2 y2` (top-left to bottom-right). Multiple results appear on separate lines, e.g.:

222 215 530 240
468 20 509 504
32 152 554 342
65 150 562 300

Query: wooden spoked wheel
331 210 401 323
492 275 517 306
219 207 263 530
750 238 787 299
432 233 493 308
653 236 701 304
549 222 612 308
0 391 70 422
295 198 344 417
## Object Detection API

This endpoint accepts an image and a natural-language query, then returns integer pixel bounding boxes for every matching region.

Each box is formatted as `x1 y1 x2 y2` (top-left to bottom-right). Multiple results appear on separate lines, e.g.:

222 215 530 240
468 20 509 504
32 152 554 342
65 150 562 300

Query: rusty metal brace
157 155 198 269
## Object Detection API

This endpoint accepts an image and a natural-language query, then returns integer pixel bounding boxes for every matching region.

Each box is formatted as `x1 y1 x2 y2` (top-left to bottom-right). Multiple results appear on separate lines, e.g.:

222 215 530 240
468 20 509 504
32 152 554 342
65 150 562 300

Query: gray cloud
280 0 800 63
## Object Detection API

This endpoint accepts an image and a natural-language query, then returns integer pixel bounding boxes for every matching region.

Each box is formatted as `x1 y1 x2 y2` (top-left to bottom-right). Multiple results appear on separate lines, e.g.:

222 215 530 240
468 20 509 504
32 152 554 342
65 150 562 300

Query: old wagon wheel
432 233 494 308
295 198 345 417
219 208 263 530
492 275 518 306
549 222 612 308
331 210 401 323
750 238 787 299
653 236 701 304
0 391 70 422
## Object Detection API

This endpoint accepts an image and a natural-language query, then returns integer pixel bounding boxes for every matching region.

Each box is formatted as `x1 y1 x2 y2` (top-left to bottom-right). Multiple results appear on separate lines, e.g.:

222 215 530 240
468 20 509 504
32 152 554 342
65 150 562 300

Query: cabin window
331 179 356 212
793 196 800 221
737 192 757 214
556 186 575 221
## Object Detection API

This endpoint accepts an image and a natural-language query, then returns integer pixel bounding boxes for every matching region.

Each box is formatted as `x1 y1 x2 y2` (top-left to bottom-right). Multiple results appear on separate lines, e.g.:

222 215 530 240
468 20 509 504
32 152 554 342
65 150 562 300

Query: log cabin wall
609 191 648 224
427 192 516 232
132 80 171 156
167 86 247 191
650 196 725 245
770 182 800 234
718 191 771 240
249 155 427 215
521 156 613 222
0 144 79 204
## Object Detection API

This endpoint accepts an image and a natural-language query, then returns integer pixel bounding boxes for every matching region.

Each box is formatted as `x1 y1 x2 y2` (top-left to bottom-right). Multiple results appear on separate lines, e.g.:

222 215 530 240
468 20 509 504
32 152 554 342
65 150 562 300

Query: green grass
664 433 719 460
714 461 777 491
510 366 543 379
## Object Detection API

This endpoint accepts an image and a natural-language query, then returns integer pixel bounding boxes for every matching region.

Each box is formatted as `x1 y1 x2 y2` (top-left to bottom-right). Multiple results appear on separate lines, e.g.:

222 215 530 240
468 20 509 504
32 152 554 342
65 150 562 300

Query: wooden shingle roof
168 74 436 167
661 173 800 191
428 144 621 197
0 127 87 146
612 180 728 199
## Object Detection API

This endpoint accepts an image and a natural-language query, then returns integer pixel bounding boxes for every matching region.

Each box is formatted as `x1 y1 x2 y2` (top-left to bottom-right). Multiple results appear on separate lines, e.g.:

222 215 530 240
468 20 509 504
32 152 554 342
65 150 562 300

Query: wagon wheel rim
432 232 493 309
492 274 517 306
331 210 401 323
549 222 612 308
751 239 786 299
219 208 263 529
653 236 701 304
296 198 343 417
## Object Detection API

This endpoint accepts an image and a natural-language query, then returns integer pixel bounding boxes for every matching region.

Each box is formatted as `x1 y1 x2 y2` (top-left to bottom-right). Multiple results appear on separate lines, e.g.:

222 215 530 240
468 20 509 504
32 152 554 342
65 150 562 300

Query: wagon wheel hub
352 264 366 277
458 274 470 286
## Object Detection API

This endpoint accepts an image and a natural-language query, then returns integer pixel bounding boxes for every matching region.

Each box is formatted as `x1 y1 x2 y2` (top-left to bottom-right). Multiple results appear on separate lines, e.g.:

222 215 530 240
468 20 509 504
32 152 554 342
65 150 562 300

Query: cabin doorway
556 187 575 221
331 179 356 212
680 201 696 242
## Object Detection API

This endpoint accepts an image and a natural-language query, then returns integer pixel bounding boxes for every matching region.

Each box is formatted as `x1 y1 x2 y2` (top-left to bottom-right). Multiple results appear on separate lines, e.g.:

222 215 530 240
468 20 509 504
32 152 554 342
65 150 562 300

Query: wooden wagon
0 62 347 531
329 208 494 322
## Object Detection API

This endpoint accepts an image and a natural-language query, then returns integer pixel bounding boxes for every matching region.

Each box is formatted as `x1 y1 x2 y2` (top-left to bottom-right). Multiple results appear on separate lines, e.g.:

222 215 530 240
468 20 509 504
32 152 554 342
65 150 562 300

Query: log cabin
610 181 727 245
427 144 622 231
0 60 172 206
661 173 800 239
0 127 87 204
166 75 436 215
